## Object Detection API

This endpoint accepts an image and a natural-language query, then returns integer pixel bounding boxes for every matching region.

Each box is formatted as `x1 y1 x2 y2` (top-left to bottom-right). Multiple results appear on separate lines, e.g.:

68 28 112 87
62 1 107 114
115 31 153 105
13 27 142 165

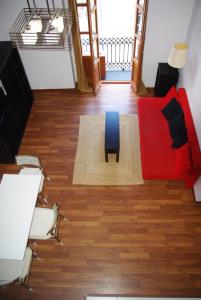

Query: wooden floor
1 84 201 300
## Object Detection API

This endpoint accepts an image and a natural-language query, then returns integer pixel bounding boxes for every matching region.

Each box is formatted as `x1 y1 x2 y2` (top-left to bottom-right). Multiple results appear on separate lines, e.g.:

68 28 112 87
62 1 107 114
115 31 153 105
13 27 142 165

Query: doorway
75 0 148 92
97 0 136 82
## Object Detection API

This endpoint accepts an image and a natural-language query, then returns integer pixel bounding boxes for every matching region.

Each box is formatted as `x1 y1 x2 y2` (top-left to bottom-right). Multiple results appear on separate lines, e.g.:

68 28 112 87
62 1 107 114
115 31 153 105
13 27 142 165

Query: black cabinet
154 63 179 97
0 41 33 163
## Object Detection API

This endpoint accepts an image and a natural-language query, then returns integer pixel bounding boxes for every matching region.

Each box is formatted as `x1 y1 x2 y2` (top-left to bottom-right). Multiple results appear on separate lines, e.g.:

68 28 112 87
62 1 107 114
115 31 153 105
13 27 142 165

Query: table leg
116 151 119 162
105 150 108 162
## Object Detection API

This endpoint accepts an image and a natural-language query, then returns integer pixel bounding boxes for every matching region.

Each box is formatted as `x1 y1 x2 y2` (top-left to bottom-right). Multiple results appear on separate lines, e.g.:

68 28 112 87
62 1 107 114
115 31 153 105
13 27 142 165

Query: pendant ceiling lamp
10 0 73 50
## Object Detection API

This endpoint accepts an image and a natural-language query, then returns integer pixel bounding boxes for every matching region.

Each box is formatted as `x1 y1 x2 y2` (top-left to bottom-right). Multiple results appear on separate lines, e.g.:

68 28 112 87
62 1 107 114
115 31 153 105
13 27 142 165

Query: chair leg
40 192 48 203
60 213 67 222
43 196 48 203
55 236 61 243
38 193 48 207
33 251 40 260
33 251 37 258
45 174 51 182
37 195 44 206
21 282 33 292
54 235 64 246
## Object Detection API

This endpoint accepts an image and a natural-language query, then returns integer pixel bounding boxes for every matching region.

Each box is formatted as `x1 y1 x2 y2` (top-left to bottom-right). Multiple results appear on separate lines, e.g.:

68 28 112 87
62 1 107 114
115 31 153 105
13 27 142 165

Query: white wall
0 0 76 89
142 0 195 87
180 0 201 149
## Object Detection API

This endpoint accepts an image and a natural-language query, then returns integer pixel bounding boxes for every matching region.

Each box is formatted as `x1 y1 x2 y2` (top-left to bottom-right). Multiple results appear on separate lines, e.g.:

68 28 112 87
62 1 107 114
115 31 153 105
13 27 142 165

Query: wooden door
131 0 148 93
76 0 101 94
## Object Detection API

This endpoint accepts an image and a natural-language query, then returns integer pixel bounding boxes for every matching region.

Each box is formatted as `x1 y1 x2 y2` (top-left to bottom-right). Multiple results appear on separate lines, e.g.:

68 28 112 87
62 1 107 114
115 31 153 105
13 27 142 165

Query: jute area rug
73 114 144 185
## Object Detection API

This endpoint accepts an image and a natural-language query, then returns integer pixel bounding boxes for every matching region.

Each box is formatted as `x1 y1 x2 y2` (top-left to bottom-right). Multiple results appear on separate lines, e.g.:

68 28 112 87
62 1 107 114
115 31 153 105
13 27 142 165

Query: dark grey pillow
172 129 188 149
169 112 186 139
161 98 183 122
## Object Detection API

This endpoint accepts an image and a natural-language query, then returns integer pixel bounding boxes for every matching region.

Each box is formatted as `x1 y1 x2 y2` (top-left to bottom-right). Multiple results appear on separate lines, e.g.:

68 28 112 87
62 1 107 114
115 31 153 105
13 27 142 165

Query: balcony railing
81 37 134 70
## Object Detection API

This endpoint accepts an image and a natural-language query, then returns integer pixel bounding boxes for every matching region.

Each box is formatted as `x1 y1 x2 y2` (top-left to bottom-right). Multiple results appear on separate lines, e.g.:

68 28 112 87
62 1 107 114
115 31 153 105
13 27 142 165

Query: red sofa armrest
178 88 201 169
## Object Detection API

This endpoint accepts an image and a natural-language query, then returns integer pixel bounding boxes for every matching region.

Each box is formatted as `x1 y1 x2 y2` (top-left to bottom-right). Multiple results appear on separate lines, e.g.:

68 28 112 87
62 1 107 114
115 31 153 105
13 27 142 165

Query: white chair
0 247 33 291
15 155 50 205
29 203 67 245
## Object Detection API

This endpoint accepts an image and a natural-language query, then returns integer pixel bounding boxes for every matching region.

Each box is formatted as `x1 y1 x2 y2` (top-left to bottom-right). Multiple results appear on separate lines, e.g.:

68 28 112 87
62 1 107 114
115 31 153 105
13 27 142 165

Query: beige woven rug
73 114 144 185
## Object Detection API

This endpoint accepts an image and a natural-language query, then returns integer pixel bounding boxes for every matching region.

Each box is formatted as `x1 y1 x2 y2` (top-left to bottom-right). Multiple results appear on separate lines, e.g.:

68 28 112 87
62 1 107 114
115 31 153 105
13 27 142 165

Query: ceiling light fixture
10 0 73 50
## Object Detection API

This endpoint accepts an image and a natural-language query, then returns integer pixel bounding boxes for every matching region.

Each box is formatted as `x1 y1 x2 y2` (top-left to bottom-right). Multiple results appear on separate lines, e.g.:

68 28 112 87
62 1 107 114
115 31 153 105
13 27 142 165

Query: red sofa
138 86 201 188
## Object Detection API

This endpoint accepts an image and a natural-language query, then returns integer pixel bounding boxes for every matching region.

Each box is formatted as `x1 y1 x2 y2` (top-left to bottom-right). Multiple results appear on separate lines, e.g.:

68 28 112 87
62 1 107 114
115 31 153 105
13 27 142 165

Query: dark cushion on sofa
161 98 188 149
169 112 186 139
161 98 183 122
172 129 188 149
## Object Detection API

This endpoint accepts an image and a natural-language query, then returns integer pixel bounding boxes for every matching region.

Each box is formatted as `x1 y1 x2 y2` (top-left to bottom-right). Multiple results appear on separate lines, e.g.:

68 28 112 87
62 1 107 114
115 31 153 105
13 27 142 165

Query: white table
0 174 41 260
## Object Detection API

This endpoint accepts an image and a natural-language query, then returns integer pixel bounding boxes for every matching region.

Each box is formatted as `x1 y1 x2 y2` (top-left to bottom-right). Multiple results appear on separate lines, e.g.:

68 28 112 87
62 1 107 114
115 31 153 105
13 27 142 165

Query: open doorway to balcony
77 0 148 92
97 0 136 81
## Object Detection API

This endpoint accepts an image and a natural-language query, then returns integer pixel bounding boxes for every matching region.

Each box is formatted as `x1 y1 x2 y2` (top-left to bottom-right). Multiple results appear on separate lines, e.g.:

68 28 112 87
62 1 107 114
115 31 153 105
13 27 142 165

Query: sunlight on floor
105 70 131 81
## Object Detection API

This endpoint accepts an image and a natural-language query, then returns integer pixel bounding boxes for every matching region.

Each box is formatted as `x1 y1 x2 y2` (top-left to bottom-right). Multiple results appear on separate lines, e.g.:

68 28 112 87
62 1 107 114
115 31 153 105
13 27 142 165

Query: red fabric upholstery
184 167 201 189
163 86 181 106
178 88 201 168
138 95 179 180
175 143 192 176
138 86 201 187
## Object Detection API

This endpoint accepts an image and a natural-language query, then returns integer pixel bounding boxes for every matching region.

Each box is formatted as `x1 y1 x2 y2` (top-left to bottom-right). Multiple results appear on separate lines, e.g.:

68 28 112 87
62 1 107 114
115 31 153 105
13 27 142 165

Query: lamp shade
168 43 188 68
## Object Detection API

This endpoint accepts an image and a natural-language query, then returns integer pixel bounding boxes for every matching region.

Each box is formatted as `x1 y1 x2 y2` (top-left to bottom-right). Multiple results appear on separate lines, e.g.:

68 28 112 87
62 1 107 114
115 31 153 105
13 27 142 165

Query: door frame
131 0 148 93
75 0 101 94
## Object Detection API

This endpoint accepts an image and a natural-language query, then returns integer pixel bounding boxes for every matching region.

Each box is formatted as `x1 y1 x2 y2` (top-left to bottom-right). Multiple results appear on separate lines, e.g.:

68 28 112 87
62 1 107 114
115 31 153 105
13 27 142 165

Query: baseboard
32 88 77 94
137 80 148 96
138 84 155 97
146 86 154 93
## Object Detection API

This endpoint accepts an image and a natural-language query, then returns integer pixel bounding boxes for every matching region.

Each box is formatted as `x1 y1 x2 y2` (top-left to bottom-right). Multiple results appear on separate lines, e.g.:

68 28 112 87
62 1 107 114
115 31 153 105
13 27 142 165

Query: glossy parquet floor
1 84 201 300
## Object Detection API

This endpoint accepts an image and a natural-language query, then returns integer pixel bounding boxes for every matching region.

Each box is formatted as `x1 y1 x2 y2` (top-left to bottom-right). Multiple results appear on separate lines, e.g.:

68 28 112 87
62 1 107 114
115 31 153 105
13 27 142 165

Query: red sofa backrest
162 86 201 188
178 88 201 169
164 85 180 104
